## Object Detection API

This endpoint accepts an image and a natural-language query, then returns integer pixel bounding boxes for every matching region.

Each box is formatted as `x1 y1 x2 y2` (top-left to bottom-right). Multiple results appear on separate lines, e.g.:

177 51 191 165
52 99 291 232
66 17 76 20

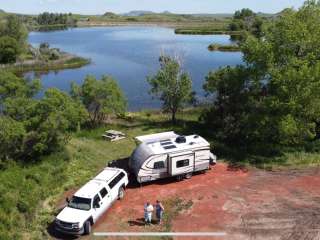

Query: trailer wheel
185 173 192 179
176 175 184 181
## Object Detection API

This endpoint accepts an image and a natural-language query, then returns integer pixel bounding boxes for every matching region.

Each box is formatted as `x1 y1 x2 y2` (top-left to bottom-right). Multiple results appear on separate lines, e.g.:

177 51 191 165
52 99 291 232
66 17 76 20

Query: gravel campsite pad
58 163 320 240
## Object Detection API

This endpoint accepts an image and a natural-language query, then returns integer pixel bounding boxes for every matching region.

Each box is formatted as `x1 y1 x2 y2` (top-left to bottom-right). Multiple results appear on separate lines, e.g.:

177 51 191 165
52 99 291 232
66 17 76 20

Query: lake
28 26 243 111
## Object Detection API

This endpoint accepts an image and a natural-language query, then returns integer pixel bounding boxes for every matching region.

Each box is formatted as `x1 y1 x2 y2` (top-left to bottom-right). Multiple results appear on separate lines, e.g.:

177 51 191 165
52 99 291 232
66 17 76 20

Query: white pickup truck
55 167 129 235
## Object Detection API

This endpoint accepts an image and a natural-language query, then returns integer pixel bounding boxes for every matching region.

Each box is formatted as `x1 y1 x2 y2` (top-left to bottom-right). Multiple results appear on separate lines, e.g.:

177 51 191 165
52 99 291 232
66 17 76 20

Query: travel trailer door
169 151 195 176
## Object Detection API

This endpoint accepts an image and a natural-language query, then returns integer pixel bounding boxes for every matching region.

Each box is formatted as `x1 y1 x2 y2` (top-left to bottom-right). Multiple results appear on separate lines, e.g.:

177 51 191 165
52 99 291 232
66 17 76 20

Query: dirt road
53 163 320 240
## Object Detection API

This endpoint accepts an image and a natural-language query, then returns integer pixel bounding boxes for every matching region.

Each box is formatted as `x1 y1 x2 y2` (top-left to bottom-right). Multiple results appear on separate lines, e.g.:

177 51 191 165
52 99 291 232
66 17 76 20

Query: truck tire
118 187 125 200
185 173 192 179
84 220 91 235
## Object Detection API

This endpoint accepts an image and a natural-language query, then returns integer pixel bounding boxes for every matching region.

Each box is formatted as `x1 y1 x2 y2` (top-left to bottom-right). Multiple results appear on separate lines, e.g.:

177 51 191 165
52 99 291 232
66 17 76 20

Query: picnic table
102 130 126 142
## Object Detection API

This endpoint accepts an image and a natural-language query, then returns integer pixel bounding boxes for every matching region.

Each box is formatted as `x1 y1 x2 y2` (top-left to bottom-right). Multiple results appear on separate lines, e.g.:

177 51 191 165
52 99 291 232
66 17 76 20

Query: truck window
93 194 101 208
154 161 165 169
99 187 108 198
108 172 125 189
176 159 190 168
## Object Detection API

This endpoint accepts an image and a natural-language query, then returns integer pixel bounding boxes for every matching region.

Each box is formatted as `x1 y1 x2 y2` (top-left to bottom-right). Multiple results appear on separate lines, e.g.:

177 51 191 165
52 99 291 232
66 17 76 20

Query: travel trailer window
108 172 125 189
99 187 108 198
176 159 190 168
93 194 101 208
154 161 165 169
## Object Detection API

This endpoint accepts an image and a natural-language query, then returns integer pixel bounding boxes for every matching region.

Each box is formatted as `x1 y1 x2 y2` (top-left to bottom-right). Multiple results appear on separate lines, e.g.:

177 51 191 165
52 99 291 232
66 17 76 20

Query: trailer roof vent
194 135 199 139
163 145 177 150
175 136 186 144
161 141 173 146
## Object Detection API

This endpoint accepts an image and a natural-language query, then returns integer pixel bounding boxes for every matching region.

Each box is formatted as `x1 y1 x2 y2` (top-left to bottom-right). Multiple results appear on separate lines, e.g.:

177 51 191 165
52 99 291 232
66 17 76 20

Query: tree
21 88 88 158
234 8 256 20
0 15 28 52
0 71 88 161
0 116 26 163
71 75 127 125
204 1 320 153
147 55 193 123
229 8 264 38
37 12 75 26
0 71 40 104
0 36 19 63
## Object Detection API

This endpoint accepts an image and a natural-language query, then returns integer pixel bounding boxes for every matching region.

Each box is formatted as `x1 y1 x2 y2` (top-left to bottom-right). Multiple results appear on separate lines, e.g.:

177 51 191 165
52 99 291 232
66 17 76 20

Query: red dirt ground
52 163 320 240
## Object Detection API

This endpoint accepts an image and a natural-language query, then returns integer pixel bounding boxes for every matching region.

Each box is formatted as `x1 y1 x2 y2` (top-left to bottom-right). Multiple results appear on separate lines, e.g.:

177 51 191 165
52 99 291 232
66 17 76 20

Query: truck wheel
84 221 91 235
185 173 192 179
118 187 125 200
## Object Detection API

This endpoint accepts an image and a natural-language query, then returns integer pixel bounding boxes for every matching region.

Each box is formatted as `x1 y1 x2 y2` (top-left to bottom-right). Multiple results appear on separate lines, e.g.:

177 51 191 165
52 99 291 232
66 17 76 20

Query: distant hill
103 12 118 18
191 13 233 18
122 10 155 16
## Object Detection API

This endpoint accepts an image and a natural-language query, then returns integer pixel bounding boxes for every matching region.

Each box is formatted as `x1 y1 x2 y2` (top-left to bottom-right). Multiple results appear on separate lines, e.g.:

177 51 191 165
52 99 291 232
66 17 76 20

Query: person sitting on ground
145 202 154 225
155 200 165 224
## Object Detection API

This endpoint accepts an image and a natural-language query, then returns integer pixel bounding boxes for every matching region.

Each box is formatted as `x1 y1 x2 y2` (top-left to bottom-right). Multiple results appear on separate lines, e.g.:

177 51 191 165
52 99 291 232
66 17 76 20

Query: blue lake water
28 26 243 111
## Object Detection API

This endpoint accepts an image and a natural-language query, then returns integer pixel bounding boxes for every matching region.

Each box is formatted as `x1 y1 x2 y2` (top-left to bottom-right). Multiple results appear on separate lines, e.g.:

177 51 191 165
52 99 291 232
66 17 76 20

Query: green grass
208 43 241 52
1 109 320 239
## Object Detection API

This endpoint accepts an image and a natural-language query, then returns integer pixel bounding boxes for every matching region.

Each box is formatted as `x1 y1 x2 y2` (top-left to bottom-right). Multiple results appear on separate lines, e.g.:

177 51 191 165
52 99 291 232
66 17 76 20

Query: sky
0 0 306 15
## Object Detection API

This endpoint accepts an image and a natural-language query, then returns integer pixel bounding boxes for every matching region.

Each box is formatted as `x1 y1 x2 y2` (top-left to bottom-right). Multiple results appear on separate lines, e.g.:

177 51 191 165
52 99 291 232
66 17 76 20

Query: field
76 163 320 240
1 110 320 240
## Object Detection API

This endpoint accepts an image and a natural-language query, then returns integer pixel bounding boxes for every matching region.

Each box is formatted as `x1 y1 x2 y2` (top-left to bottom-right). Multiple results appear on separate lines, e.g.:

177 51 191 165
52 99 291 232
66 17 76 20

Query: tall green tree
71 75 127 125
0 15 28 53
204 1 320 153
147 55 193 123
229 8 264 38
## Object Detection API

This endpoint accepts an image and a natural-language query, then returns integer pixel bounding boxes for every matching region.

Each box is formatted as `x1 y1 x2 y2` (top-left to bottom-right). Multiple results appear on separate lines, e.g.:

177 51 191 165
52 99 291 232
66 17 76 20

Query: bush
0 36 19 64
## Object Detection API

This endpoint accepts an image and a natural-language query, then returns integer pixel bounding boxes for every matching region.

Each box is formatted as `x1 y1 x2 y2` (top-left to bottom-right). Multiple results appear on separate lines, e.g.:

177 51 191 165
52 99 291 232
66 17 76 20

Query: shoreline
31 21 239 35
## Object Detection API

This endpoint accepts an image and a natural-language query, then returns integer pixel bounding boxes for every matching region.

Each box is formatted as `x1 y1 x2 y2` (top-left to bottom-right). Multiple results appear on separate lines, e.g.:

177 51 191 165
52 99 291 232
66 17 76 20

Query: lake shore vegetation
0 15 89 72
208 43 240 52
203 1 320 158
71 75 127 126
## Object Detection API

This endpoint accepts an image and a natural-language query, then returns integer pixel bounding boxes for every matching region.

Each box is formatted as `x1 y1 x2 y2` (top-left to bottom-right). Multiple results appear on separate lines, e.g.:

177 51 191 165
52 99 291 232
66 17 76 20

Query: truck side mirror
66 197 70 204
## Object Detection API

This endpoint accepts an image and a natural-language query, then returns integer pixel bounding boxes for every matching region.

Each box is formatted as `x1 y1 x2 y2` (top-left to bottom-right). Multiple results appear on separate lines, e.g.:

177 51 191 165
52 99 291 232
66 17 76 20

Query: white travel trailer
129 131 217 183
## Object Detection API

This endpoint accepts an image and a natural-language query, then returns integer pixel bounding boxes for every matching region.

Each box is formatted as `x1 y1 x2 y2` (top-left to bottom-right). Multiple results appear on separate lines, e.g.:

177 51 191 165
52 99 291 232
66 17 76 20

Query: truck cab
55 167 128 235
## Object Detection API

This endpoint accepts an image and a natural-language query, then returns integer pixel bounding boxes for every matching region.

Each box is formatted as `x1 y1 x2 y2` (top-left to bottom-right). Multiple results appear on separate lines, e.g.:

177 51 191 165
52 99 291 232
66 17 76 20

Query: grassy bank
1 56 90 73
208 43 241 52
29 24 74 31
0 109 319 239
175 28 242 35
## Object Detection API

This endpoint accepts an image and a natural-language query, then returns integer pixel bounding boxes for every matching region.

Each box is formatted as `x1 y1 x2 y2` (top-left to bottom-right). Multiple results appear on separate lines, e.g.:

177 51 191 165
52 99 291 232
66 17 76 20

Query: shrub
0 36 19 64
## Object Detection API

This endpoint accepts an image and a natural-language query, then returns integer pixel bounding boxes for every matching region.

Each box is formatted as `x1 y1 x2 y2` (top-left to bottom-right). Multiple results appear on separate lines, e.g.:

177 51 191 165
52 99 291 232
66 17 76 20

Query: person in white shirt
145 202 154 224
